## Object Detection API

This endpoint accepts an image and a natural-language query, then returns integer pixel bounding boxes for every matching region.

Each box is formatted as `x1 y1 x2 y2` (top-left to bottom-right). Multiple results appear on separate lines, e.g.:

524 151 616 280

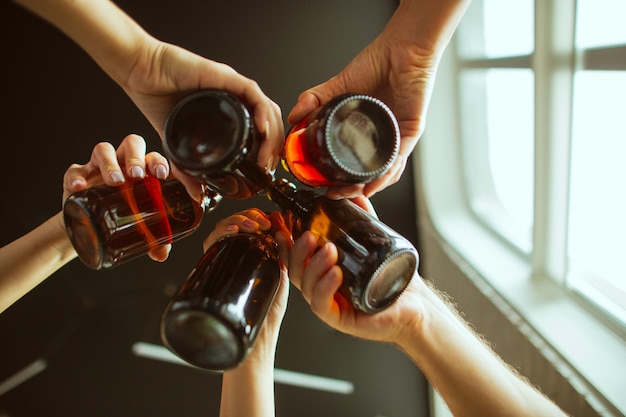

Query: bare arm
281 197 568 417
12 0 284 199
0 212 76 313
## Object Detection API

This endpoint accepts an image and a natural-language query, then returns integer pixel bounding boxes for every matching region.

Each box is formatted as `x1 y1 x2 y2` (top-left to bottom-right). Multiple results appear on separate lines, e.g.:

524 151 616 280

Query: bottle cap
323 94 400 182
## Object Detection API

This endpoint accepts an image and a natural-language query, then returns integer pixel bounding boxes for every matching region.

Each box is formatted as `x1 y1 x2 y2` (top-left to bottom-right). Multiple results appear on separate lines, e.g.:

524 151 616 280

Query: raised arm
277 196 568 417
12 0 284 200
0 134 170 314
288 0 471 199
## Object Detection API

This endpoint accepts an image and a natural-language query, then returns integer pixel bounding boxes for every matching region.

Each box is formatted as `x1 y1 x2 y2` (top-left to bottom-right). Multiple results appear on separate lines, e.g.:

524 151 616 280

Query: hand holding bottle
14 0 284 202
287 0 471 199
62 134 171 263
274 194 421 343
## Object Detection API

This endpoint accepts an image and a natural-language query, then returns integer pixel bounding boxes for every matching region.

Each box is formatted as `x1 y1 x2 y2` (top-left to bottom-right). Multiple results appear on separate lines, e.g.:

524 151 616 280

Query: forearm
219 352 276 417
397 282 567 417
387 0 470 58
0 212 77 313
12 0 151 86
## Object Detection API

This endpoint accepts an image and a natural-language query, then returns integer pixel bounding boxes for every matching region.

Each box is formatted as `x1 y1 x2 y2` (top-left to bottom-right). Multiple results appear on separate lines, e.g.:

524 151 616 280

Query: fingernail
257 216 271 229
70 178 86 189
155 164 168 180
243 219 258 229
110 171 125 184
130 166 144 179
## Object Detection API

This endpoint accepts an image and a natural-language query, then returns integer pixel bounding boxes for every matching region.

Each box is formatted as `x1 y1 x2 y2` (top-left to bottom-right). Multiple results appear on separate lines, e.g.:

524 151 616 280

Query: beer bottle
160 231 281 371
163 89 273 199
63 176 221 270
282 94 400 188
267 178 417 313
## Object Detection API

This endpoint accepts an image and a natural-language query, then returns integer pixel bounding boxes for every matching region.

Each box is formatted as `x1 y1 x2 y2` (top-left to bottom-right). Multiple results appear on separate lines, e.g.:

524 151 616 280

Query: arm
199 210 289 417
0 134 171 314
0 212 75 313
279 198 568 417
12 0 284 199
288 0 471 199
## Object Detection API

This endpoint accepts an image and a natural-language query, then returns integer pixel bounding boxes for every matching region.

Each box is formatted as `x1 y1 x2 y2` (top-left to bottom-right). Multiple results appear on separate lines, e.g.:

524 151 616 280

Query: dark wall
0 1 426 416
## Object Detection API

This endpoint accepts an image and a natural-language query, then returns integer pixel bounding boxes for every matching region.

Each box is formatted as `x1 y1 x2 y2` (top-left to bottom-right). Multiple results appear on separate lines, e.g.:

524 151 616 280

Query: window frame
417 0 626 415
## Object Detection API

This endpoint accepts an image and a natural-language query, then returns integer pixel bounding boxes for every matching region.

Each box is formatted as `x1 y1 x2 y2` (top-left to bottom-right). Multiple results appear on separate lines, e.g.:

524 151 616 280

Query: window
420 0 626 415
455 0 626 330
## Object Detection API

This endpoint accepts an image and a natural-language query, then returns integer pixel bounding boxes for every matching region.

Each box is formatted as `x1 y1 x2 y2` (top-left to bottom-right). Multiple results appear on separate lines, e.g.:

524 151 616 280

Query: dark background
0 1 427 416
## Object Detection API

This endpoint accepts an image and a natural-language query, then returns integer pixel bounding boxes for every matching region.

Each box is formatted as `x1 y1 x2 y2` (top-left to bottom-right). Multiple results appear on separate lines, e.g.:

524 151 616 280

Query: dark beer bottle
163 89 272 199
160 231 281 371
282 94 400 187
267 178 417 313
63 176 221 270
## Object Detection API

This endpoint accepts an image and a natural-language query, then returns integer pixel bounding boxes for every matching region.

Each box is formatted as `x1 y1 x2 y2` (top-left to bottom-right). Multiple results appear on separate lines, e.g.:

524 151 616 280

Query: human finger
299 242 339 305
145 151 170 180
348 195 378 218
309 264 345 321
115 134 147 180
286 231 319 291
90 141 126 186
202 209 271 251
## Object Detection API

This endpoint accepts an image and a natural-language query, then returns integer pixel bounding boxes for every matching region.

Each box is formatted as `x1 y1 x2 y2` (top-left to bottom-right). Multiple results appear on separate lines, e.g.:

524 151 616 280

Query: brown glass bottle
163 89 272 199
63 176 221 270
282 94 400 187
267 179 417 313
160 231 281 371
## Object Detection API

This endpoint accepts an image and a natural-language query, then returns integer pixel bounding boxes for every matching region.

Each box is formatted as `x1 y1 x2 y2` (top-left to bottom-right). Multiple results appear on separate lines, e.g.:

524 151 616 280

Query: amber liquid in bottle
267 179 417 313
163 89 272 199
160 232 281 371
63 176 221 270
282 94 400 187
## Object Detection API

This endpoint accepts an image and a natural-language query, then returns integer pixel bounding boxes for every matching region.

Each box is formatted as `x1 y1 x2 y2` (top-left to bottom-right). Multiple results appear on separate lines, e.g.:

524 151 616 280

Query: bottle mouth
160 309 242 371
361 248 417 312
325 95 400 180
63 196 105 270
163 90 251 176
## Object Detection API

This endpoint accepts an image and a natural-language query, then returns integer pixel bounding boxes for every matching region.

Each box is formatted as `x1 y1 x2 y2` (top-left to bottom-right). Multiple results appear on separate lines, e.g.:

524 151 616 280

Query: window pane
457 0 533 59
459 69 534 250
486 69 534 243
568 71 626 325
483 0 534 57
576 0 626 48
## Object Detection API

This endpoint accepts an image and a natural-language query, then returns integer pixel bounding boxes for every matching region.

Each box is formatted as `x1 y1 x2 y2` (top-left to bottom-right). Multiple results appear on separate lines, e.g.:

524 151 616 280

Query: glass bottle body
63 176 221 270
267 179 417 313
160 232 281 371
163 89 272 199
282 94 400 187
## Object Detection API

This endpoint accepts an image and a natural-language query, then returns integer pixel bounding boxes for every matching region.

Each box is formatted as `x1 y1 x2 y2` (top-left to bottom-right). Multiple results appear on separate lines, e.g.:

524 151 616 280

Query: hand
287 0 466 199
120 40 284 200
61 133 171 262
203 209 290 365
275 196 423 345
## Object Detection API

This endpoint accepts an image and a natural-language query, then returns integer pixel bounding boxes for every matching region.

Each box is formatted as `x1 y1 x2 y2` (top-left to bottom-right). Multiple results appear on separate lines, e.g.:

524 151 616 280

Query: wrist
46 211 78 265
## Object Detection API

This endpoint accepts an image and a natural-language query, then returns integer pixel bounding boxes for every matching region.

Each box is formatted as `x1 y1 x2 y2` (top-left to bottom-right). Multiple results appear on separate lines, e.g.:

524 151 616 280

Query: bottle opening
364 249 417 312
161 309 241 371
164 91 249 173
326 96 399 179
63 198 105 270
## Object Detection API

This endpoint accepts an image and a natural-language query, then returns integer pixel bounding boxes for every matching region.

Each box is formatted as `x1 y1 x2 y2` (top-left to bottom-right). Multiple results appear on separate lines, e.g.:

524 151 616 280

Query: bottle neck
200 185 222 212
266 179 313 216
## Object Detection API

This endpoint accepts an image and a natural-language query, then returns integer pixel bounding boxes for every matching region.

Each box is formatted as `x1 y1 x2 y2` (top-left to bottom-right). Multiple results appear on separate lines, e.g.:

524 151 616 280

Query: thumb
287 77 348 124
